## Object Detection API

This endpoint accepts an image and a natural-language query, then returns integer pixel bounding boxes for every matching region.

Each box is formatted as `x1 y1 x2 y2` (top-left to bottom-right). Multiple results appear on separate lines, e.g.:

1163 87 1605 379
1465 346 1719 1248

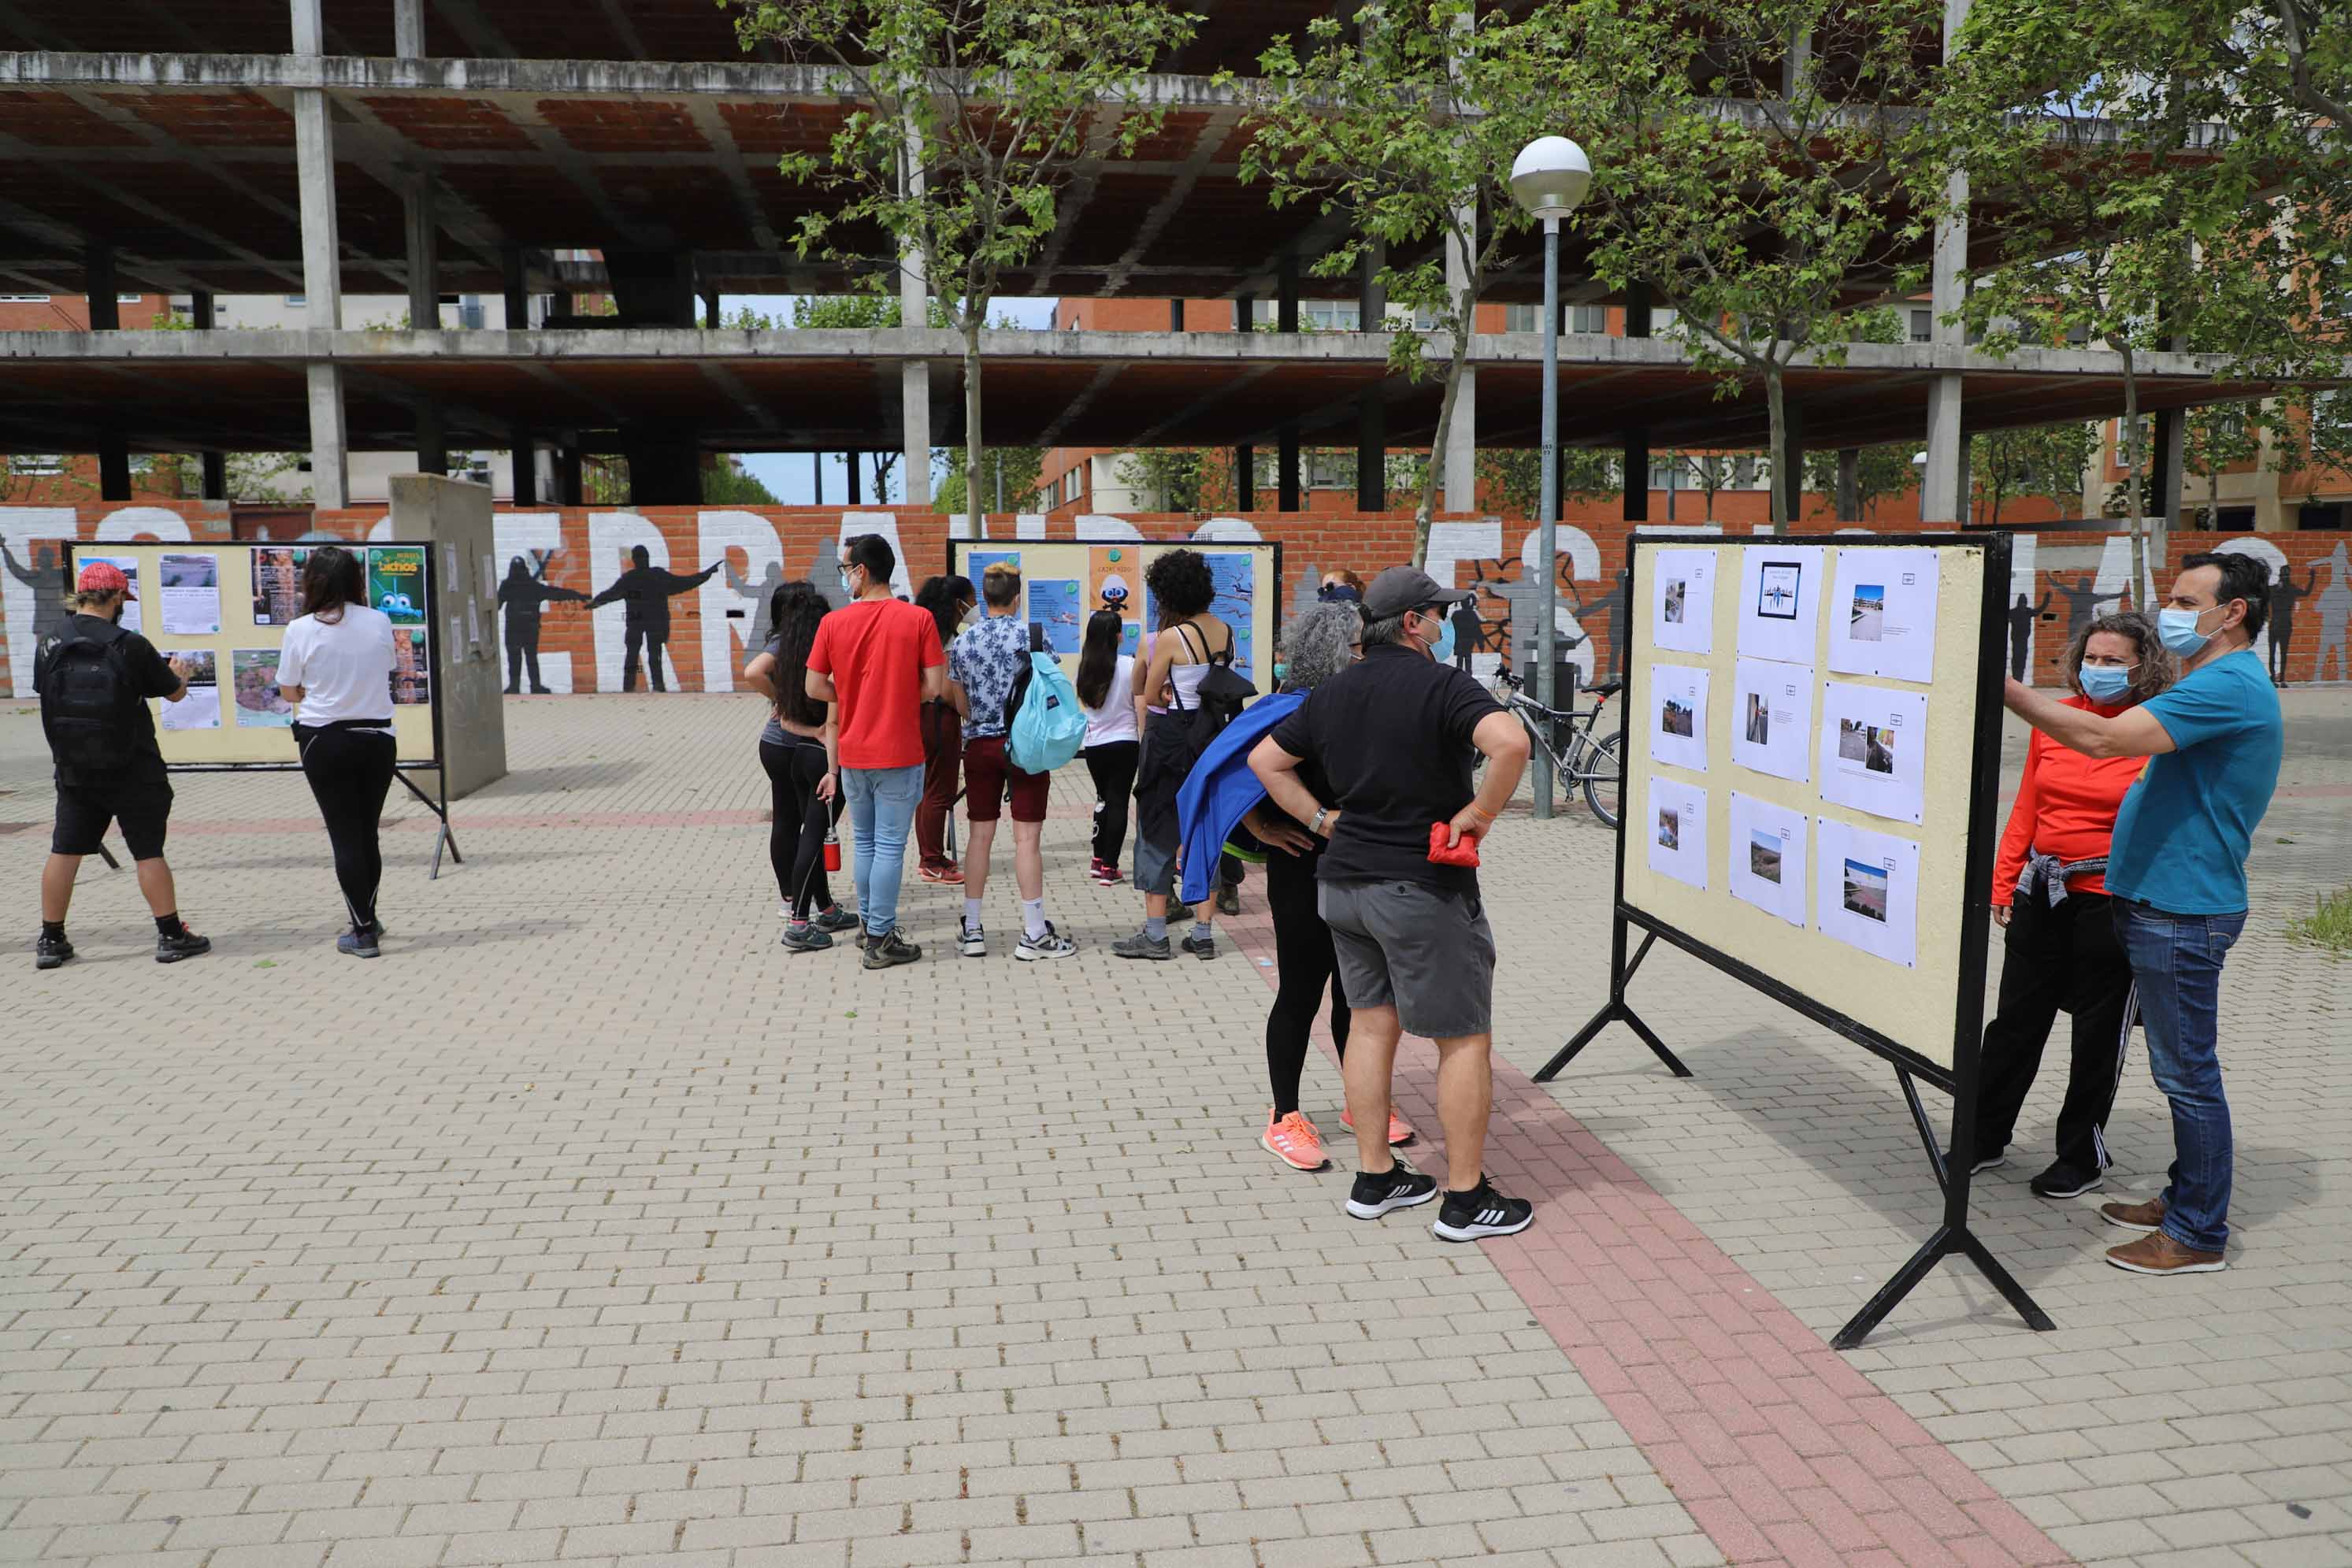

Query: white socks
1022 899 1048 940
964 897 984 929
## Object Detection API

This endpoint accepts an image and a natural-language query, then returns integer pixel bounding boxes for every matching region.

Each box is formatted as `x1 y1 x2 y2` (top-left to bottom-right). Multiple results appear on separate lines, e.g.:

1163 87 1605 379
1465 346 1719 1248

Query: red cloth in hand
1426 821 1482 867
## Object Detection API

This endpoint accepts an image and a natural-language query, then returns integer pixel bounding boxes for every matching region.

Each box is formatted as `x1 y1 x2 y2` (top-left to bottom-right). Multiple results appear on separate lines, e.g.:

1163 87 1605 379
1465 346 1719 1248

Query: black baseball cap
1362 565 1471 620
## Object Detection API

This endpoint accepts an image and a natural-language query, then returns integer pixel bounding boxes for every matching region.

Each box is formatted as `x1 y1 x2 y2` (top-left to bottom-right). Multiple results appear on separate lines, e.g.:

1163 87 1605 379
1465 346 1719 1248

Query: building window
1909 308 1933 343
1650 306 1682 336
1305 450 1356 490
1503 303 1540 332
458 295 485 330
117 293 142 303
1252 299 1360 330
284 294 306 306
0 294 50 303
1571 305 1608 334
8 454 65 474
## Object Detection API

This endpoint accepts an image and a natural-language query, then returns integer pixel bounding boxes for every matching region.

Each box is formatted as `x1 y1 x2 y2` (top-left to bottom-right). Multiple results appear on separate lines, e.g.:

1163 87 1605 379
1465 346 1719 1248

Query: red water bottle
823 827 841 873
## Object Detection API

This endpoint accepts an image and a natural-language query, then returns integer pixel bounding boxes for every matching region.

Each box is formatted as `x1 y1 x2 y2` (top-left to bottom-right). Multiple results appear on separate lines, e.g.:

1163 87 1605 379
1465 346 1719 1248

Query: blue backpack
1006 651 1087 773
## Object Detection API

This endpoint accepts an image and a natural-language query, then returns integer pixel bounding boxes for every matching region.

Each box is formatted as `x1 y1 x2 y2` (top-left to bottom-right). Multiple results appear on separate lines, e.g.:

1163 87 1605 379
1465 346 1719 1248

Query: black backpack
39 622 142 772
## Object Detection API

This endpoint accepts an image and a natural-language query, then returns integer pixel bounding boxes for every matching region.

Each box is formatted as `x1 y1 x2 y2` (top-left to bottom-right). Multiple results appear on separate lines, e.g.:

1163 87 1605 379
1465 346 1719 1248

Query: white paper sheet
442 542 461 599
1815 815 1920 968
1648 662 1710 773
1645 773 1709 891
157 648 220 731
156 551 221 636
1817 680 1930 825
1828 547 1941 683
1730 656 1814 783
1650 547 1718 655
1735 544 1827 665
1727 791 1808 927
88 554 142 633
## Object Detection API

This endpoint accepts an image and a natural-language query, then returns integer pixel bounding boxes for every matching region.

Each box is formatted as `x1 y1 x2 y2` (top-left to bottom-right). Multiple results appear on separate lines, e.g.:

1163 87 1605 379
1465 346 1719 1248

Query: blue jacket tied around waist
1176 691 1304 905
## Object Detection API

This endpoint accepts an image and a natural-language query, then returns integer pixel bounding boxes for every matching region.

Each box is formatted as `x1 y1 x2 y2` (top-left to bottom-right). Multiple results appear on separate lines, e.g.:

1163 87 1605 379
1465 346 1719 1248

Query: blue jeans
2114 900 2246 1253
841 764 924 937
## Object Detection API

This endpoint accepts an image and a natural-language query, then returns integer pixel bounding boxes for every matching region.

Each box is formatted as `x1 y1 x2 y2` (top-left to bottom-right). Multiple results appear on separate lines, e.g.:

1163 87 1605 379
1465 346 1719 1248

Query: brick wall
6 501 2347 697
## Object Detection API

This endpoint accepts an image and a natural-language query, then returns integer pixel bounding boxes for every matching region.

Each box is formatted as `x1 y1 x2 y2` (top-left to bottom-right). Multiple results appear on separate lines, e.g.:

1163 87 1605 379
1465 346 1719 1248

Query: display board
945 539 1281 691
65 540 440 769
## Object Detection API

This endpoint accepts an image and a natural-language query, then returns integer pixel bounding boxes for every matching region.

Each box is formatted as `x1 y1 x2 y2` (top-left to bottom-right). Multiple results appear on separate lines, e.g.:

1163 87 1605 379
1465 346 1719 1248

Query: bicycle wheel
1580 730 1623 828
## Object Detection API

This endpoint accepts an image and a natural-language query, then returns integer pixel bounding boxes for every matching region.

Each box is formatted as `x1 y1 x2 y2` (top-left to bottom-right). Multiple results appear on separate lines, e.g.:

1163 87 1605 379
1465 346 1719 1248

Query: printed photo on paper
1827 547 1941 683
231 647 295 727
158 648 221 731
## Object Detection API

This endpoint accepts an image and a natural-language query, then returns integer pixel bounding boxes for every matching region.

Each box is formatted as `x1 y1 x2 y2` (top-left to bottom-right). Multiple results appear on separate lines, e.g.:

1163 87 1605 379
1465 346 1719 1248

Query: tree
2180 406 2261 527
1564 0 1938 532
141 450 310 504
1801 444 1914 521
734 0 1199 539
1115 448 1215 511
1475 447 1621 518
1236 0 1573 564
1970 421 2098 525
703 455 781 506
936 443 1043 515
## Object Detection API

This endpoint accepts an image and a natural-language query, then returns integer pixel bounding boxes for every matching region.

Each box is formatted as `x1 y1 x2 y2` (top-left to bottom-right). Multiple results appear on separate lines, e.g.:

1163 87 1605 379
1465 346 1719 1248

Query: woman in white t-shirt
1074 609 1139 886
274 545 399 958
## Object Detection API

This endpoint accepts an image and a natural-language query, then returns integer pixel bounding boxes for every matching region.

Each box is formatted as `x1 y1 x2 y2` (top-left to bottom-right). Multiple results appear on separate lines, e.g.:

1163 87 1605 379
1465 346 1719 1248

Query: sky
730 294 1060 504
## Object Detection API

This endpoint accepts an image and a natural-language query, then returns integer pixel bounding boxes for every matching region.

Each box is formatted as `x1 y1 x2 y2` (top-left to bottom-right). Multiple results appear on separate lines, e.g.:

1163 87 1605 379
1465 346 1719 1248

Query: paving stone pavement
1 687 2347 1568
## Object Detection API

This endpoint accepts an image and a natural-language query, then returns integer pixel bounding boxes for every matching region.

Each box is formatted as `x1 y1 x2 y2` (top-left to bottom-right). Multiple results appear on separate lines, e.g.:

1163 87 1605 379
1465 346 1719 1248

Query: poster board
945 539 1282 691
1615 534 1998 1077
65 539 441 770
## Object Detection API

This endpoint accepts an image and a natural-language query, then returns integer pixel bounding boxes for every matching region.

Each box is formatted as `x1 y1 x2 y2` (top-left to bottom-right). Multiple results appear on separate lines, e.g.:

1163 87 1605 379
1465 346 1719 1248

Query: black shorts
53 777 175 860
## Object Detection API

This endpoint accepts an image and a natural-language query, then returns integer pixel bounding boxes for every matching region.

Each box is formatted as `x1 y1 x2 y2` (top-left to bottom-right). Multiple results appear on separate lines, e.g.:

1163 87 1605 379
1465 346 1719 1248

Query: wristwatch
1309 806 1330 837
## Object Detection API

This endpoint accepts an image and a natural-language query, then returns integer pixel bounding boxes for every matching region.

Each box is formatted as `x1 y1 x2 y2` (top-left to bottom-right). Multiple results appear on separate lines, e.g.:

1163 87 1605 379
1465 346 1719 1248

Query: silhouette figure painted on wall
588 543 722 692
725 558 789 651
2050 571 2109 651
2007 591 2050 680
2315 544 2352 685
497 552 588 694
2268 564 2317 686
1566 573 1628 680
2 537 71 651
1449 599 1488 672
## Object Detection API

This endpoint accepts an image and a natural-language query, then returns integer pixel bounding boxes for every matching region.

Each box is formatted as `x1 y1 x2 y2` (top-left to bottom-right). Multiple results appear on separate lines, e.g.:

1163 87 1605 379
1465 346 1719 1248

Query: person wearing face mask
2002 554 2282 1277
912 574 974 885
1971 612 2174 1202
1249 565 1535 1242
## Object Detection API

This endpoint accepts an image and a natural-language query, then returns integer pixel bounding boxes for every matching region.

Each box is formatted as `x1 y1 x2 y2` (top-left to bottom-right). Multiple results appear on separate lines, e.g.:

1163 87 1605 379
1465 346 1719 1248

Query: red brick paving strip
1215 899 2074 1568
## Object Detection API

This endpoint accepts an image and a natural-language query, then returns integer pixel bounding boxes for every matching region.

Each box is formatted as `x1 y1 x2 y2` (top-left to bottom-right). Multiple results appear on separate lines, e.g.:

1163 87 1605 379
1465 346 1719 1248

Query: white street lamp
1510 135 1593 821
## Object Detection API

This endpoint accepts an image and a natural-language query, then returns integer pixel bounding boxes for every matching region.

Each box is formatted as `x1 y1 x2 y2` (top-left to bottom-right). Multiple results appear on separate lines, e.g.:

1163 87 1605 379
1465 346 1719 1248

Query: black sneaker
780 923 833 954
1946 1148 2008 1177
1215 882 1241 917
812 906 859 934
1180 931 1216 960
336 925 381 958
1167 898 1193 922
1345 1160 1439 1220
2030 1160 2103 1199
1431 1178 1534 1242
34 931 72 970
155 928 212 964
1111 930 1173 961
862 928 921 969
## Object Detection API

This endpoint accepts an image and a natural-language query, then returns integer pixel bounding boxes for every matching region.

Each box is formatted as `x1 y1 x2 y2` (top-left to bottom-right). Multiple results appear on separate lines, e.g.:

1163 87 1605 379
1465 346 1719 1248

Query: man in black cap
1248 563 1537 1243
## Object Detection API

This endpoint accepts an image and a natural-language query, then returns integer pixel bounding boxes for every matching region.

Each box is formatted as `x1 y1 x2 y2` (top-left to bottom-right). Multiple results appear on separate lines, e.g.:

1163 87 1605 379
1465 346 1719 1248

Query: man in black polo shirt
32 561 212 969
1251 565 1535 1241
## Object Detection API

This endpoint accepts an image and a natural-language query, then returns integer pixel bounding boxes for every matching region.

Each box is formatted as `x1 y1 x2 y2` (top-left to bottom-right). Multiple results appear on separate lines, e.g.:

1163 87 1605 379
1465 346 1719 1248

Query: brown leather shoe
2105 1232 2225 1274
2100 1196 2167 1233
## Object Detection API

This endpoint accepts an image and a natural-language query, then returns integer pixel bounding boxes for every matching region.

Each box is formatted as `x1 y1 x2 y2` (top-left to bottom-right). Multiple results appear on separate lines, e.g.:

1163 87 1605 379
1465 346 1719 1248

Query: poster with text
1648 662 1710 773
1735 544 1826 665
1828 547 1941 683
157 552 221 636
250 547 308 625
1203 551 1258 679
89 554 143 633
1725 791 1808 927
1818 681 1929 825
1730 657 1815 783
1815 816 1921 968
968 550 1023 615
368 547 427 625
1651 547 1718 655
158 649 221 732
390 628 430 706
1645 774 1709 891
231 647 294 727
1028 579 1083 654
1087 544 1142 635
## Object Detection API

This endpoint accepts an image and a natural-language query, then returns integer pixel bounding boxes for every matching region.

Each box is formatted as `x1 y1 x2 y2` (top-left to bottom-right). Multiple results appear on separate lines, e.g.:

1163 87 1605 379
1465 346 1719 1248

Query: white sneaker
1015 922 1077 961
960 922 986 958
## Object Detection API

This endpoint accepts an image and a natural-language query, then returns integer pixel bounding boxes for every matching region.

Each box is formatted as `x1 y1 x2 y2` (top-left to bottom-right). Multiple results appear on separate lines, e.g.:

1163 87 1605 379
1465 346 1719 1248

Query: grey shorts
1317 877 1497 1039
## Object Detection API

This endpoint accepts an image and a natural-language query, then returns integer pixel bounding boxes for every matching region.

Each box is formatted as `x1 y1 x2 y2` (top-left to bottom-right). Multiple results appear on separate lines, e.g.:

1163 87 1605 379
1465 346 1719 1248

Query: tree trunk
2120 350 2146 610
963 317 985 540
1764 362 1791 535
1415 342 1468 569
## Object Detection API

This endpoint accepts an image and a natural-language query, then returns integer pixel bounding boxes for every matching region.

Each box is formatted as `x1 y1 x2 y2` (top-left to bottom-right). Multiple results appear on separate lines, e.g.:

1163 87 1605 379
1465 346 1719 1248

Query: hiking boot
1015 923 1077 962
2101 1195 2168 1233
1262 1110 1330 1172
1167 898 1193 921
812 905 860 934
780 922 833 954
155 927 211 964
1111 929 1173 961
1215 881 1241 917
2030 1160 2103 1199
862 928 922 969
2105 1231 2224 1275
960 921 987 958
34 930 73 970
1180 931 1216 960
1432 1177 1535 1242
1341 1106 1417 1146
336 925 381 958
1346 1159 1438 1220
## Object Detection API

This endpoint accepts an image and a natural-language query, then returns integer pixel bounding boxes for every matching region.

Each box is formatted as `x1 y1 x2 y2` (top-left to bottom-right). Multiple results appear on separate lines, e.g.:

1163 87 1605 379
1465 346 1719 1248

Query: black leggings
1082 740 1139 866
760 736 843 920
1266 844 1349 1114
293 724 396 931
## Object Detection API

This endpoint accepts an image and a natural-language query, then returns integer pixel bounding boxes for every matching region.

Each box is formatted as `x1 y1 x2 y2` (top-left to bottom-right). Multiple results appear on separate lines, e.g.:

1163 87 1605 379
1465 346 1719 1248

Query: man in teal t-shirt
2003 553 2280 1280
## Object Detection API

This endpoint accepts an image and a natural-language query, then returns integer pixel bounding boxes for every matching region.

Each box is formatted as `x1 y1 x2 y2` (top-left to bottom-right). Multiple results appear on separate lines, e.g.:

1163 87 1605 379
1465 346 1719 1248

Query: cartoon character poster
1089 546 1143 654
368 547 427 625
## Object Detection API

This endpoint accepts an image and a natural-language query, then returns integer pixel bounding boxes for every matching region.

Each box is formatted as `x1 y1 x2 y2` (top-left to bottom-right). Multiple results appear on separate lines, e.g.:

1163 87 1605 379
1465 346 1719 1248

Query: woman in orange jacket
1972 610 2175 1199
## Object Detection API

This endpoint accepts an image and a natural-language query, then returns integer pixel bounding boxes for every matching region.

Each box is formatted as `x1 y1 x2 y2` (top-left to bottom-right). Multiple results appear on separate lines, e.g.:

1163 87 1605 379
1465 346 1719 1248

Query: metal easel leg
1536 923 1690 1081
393 770 461 880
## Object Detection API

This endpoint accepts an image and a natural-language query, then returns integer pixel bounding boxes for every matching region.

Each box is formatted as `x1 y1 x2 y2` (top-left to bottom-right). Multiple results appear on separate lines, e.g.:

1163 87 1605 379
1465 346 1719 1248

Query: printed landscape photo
1661 696 1696 738
1749 829 1783 884
1745 692 1769 745
1849 583 1886 642
1664 577 1687 625
1843 858 1890 921
1838 717 1868 762
1865 725 1897 775
1657 807 1680 851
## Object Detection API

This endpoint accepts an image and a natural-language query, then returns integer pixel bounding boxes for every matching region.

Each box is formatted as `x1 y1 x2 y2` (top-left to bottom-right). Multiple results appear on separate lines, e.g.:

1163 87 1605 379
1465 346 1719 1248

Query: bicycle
1493 662 1623 828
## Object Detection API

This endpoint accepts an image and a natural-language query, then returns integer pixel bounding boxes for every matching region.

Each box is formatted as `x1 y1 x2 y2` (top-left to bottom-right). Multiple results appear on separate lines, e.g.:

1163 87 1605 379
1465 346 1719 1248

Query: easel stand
395 765 462 880
1545 916 1690 1078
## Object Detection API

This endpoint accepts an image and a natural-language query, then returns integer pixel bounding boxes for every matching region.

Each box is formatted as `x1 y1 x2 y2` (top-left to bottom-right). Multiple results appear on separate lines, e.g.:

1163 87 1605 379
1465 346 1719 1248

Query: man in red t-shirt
806 533 944 968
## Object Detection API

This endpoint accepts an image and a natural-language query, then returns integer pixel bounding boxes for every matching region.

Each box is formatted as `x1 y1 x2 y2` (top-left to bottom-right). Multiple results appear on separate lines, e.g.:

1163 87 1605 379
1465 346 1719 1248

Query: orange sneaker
1261 1110 1330 1171
1341 1106 1417 1145
919 862 964 885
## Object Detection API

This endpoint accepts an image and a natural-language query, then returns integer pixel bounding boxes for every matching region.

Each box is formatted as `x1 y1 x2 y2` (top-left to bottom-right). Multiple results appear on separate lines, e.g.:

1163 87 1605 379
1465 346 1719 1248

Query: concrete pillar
848 450 862 504
305 363 348 510
621 428 700 505
87 244 118 329
1358 240 1387 325
292 0 347 507
417 407 447 476
1623 430 1650 522
1277 254 1299 335
1356 392 1385 512
703 286 722 329
1833 448 1859 520
393 0 425 56
900 363 932 507
1921 0 1972 524
190 290 215 329
1169 298 1183 332
510 427 537 506
1234 445 1254 510
404 176 438 328
1278 424 1301 512
98 432 130 500
1623 281 1653 338
556 442 584 506
2154 408 2186 527
502 247 528 329
200 450 227 499
1234 294 1253 334
813 451 825 506
1776 403 1805 525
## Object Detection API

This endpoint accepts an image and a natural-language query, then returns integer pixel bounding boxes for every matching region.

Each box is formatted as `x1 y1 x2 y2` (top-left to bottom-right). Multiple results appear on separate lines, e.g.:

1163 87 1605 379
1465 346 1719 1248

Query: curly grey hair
1282 602 1362 692
2062 609 2175 706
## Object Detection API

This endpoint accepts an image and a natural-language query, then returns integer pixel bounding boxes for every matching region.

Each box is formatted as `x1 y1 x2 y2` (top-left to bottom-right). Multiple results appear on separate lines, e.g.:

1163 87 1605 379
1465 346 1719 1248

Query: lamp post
1510 135 1593 820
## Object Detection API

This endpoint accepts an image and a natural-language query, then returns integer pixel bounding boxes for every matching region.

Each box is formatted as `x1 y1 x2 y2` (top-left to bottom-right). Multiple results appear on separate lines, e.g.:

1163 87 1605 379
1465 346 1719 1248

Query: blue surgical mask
1424 610 1455 665
2079 662 2134 702
2157 606 2212 656
839 571 855 595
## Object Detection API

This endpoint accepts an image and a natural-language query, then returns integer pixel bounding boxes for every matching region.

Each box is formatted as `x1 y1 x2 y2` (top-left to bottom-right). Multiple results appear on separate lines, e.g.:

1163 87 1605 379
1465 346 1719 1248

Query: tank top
1166 621 1228 710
